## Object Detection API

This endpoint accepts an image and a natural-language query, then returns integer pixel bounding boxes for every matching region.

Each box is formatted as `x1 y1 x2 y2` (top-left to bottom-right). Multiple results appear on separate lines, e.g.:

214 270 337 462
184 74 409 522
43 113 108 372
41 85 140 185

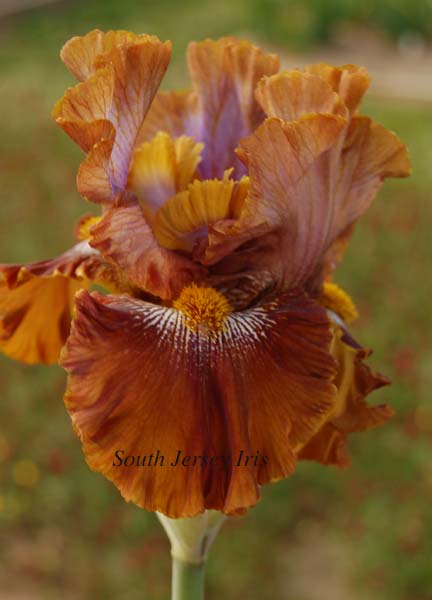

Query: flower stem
157 510 225 600
172 557 206 600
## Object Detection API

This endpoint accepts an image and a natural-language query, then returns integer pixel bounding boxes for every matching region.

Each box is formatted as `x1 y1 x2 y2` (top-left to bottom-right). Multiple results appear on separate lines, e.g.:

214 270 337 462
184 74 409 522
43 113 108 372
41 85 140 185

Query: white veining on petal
164 304 275 355
107 296 279 373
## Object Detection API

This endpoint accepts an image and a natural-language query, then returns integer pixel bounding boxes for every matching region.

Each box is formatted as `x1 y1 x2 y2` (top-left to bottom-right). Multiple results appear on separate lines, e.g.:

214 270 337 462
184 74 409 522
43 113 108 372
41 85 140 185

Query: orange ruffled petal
0 275 79 365
335 115 411 227
0 240 129 365
298 326 392 466
220 114 346 286
203 65 409 291
60 30 153 81
53 30 171 202
61 289 337 517
256 70 347 121
0 242 98 365
222 104 409 289
305 63 371 114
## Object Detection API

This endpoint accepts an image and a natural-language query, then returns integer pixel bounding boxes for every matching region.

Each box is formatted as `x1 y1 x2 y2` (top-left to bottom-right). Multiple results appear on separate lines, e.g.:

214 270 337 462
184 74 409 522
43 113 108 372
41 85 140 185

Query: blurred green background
0 0 431 598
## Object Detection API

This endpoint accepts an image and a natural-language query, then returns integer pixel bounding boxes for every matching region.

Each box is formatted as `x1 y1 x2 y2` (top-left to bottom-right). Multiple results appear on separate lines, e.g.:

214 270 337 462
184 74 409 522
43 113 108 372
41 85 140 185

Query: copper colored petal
61 289 337 517
54 31 171 202
90 202 205 299
298 326 392 467
256 70 347 121
305 63 371 114
0 242 98 365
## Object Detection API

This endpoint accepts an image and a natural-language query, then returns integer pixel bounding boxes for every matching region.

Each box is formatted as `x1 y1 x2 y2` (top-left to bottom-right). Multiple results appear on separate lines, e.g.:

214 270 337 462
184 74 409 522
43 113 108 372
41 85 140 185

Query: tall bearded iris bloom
0 31 410 524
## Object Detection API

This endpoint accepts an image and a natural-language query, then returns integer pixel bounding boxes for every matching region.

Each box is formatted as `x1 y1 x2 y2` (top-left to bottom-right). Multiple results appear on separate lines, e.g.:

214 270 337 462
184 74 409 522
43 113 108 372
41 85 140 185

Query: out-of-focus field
0 1 431 599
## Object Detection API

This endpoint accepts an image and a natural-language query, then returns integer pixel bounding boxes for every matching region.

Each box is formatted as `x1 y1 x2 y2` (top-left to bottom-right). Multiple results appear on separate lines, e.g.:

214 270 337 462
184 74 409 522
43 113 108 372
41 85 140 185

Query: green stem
172 557 206 600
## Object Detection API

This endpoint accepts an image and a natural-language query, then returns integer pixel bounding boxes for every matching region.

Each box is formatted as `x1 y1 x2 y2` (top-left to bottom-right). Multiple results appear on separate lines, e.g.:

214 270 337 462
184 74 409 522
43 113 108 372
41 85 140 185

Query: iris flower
0 30 410 519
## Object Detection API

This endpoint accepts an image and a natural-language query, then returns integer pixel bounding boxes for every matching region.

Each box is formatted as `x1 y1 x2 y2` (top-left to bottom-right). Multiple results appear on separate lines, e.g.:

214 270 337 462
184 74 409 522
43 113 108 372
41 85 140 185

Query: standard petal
320 223 356 282
61 289 336 517
228 110 409 289
89 202 205 299
137 90 199 143
54 31 171 202
334 115 411 228
298 326 392 466
187 37 279 178
59 29 154 81
305 63 371 114
76 138 115 202
311 117 410 285
234 65 409 287
256 70 347 121
0 242 98 365
223 114 345 287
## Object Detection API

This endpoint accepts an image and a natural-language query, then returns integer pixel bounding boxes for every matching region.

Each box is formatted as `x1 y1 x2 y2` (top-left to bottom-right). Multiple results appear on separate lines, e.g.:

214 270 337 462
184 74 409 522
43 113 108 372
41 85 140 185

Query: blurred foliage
0 0 431 599
251 0 432 49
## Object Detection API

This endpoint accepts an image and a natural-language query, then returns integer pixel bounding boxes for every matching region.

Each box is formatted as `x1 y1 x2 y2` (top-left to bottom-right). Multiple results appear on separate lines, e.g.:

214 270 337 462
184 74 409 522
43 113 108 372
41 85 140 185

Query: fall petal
329 327 393 432
297 423 349 467
0 242 99 365
298 326 392 467
0 276 79 366
61 289 336 517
